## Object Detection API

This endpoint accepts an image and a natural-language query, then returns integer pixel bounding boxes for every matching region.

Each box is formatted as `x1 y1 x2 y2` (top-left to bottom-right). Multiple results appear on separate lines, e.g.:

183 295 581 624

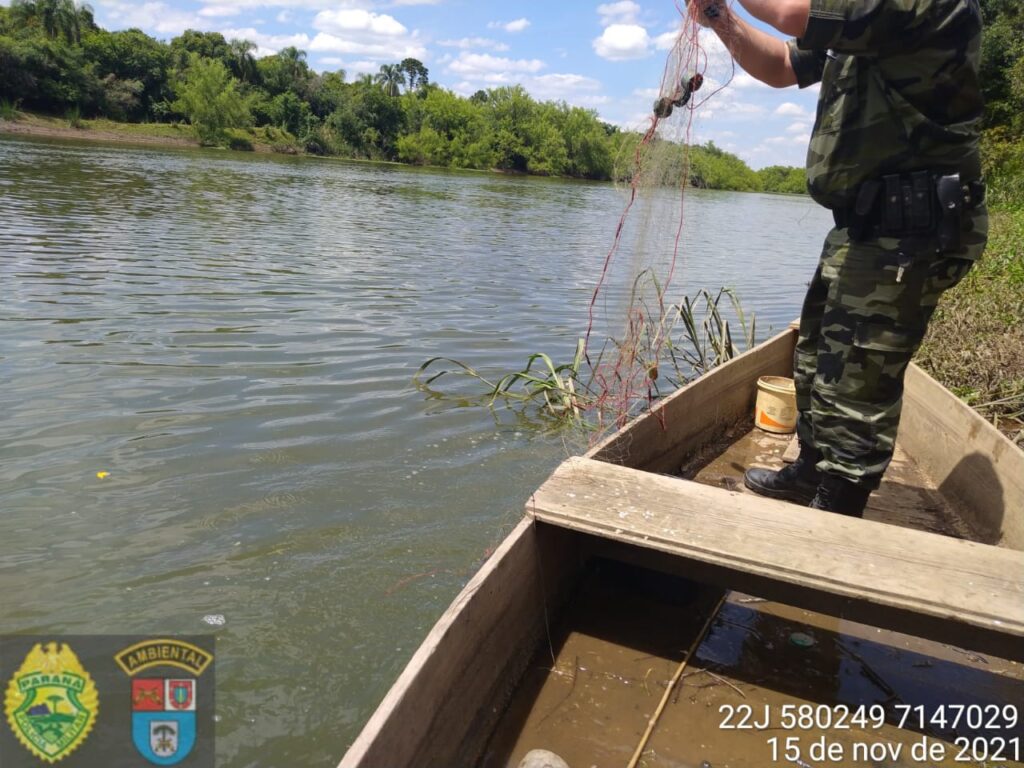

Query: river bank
0 112 303 154
918 204 1024 445
1 112 201 149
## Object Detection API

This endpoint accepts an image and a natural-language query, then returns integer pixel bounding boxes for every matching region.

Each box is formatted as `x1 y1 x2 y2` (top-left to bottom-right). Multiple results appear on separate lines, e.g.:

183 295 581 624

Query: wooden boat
339 327 1024 768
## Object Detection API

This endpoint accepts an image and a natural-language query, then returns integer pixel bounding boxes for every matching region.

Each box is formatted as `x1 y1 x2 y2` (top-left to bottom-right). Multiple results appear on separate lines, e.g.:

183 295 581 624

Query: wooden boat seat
530 456 1024 662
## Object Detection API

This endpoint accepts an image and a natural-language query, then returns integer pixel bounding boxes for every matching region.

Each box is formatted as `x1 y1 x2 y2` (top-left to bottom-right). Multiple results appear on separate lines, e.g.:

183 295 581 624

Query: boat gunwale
338 327 1024 767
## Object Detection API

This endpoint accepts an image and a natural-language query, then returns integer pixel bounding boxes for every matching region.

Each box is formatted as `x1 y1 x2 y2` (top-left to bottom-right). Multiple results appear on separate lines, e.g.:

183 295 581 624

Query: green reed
414 286 760 429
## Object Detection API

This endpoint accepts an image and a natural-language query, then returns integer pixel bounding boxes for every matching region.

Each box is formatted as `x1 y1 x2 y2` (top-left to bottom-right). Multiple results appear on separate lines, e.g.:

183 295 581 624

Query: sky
40 0 823 168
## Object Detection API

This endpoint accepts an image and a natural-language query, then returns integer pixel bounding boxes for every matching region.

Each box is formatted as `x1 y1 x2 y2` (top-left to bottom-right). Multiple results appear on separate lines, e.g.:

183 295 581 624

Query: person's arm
734 0 810 38
688 1 801 88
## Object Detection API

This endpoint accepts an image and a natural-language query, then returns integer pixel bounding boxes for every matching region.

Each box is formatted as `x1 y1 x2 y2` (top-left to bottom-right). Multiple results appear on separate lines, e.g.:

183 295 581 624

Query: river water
0 136 831 766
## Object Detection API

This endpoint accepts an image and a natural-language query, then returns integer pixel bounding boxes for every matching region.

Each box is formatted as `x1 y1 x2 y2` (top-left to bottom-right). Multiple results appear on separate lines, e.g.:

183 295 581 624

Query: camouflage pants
794 209 987 489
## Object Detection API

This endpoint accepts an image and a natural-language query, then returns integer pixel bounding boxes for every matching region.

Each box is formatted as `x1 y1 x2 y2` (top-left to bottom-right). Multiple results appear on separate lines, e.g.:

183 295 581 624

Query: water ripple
0 135 832 766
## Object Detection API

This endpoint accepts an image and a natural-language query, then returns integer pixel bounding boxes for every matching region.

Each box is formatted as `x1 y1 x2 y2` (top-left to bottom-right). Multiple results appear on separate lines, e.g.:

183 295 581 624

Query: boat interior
339 329 1024 768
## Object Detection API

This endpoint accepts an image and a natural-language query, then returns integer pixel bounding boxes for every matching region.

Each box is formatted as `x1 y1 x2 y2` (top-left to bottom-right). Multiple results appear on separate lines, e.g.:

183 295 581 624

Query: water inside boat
481 427 1024 768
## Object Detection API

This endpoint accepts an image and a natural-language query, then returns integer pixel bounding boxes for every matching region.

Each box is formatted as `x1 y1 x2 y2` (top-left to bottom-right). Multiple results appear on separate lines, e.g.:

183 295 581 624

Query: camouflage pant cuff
815 462 883 491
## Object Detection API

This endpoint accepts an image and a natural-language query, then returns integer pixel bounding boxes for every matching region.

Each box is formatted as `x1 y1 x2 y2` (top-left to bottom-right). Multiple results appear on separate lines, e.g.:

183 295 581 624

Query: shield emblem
149 720 178 756
5 643 99 763
168 680 193 710
132 679 196 766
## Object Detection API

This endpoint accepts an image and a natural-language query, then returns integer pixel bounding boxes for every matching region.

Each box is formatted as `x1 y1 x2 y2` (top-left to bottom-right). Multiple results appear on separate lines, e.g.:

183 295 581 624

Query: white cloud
593 23 650 61
315 9 407 37
199 4 241 17
309 31 427 60
452 71 609 109
488 18 530 33
774 102 811 117
447 52 545 78
303 7 427 62
345 60 382 76
786 120 812 133
597 1 641 25
437 37 510 52
653 30 679 50
94 0 204 35
732 72 770 89
220 26 311 56
530 73 609 106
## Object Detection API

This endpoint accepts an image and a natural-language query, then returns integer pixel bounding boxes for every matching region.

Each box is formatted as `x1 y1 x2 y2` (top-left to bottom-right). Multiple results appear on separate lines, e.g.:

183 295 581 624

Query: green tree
82 28 171 120
979 0 1024 134
0 35 101 112
375 63 405 97
100 74 143 120
173 54 250 145
487 85 535 171
397 86 493 168
226 38 258 85
307 70 347 118
689 141 762 191
399 57 428 92
11 0 89 44
559 105 613 179
169 29 229 70
257 46 311 96
267 90 312 136
757 165 807 194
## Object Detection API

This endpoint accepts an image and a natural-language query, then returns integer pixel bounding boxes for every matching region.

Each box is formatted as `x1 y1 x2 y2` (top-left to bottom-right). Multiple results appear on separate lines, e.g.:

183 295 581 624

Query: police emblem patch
117 639 211 767
131 679 197 765
3 642 98 763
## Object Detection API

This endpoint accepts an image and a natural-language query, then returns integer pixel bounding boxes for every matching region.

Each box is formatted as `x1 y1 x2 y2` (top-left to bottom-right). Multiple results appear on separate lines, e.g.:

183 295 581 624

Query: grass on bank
917 135 1024 445
917 205 1024 443
0 108 304 153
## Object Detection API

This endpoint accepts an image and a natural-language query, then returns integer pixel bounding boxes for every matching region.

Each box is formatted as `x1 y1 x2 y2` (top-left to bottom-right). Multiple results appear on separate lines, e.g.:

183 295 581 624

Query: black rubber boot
743 443 821 503
808 474 871 518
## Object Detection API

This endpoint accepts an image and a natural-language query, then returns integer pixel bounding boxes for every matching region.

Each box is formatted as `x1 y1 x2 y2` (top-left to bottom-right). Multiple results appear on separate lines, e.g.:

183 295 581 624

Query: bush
0 97 19 120
983 128 1024 209
757 165 807 194
65 104 83 128
227 134 253 151
173 53 250 146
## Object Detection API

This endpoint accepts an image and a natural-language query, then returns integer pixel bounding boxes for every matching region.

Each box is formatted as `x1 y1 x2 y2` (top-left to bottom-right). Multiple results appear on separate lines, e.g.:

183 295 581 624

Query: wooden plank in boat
899 363 1024 549
529 456 1024 661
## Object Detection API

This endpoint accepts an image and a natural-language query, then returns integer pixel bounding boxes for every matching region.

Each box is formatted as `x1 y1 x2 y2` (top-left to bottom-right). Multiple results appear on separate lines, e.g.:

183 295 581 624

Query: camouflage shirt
788 0 984 210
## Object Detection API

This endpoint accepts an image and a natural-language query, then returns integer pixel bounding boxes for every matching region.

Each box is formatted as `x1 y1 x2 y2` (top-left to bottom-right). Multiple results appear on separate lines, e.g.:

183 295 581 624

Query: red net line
582 3 736 436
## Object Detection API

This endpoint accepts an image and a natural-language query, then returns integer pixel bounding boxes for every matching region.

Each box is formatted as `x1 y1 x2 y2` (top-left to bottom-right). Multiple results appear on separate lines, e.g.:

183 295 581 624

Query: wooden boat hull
339 328 1024 768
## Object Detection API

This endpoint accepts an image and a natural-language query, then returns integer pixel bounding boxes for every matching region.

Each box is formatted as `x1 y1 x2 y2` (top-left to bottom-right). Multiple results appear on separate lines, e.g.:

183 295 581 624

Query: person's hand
686 0 726 27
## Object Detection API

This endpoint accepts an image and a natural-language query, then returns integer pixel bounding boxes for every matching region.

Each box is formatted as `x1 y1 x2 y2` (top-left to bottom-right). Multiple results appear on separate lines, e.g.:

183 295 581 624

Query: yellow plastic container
755 376 797 433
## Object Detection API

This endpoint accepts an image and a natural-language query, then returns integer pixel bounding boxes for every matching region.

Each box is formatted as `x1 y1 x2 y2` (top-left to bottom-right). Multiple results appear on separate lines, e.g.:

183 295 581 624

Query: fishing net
416 4 754 442
580 3 741 442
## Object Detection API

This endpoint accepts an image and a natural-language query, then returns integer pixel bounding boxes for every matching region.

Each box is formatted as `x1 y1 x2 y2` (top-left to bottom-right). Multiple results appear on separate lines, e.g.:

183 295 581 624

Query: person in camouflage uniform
688 0 987 516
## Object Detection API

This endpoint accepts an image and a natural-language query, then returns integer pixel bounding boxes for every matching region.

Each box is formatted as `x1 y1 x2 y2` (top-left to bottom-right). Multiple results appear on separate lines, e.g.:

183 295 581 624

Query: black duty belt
832 172 985 251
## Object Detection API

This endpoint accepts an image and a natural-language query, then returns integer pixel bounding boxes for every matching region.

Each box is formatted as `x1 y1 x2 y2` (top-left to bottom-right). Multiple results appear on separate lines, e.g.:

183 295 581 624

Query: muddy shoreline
0 117 200 149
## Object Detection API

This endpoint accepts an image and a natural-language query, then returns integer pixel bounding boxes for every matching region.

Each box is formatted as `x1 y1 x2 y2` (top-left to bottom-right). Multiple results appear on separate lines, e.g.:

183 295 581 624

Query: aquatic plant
414 287 760 431
415 339 594 428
